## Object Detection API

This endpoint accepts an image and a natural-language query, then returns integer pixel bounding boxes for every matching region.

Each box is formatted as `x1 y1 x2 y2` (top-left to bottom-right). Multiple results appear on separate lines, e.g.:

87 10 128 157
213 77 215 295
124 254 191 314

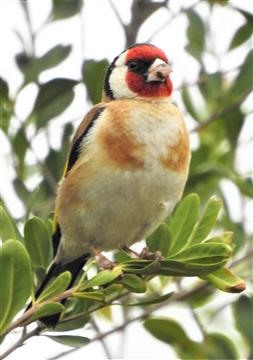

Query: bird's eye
128 61 139 71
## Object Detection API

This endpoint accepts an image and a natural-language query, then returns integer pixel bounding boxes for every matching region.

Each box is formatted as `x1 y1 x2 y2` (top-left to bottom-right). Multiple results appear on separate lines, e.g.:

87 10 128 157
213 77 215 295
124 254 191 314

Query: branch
0 326 41 360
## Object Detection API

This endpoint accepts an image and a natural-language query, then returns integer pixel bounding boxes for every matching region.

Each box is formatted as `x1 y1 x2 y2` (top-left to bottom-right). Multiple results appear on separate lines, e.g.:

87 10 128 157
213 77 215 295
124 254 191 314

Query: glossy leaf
30 78 78 128
168 193 200 254
46 334 90 348
146 223 171 257
229 22 253 50
188 197 222 245
24 217 52 269
30 303 65 322
120 274 146 293
0 205 22 242
82 59 109 104
0 240 32 335
37 271 72 303
233 295 253 346
204 268 245 293
82 267 122 290
169 243 231 263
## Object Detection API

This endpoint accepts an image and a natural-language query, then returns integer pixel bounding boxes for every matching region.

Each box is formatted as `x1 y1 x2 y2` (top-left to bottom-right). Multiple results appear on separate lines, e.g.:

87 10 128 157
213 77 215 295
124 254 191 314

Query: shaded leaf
30 78 78 128
30 303 65 322
233 295 253 346
204 268 245 293
0 240 32 335
52 0 82 20
46 334 90 348
72 291 104 302
12 127 29 180
37 271 72 303
114 250 132 263
188 197 222 245
82 59 109 104
120 274 146 293
0 77 13 133
0 205 22 242
38 45 72 71
186 10 205 58
144 318 202 358
203 333 238 359
182 87 203 121
24 217 52 269
53 315 90 332
168 193 200 254
126 291 173 307
146 223 171 257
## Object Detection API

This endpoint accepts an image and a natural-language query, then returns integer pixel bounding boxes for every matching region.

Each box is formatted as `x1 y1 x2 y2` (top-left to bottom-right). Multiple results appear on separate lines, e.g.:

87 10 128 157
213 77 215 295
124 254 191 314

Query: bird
31 43 191 327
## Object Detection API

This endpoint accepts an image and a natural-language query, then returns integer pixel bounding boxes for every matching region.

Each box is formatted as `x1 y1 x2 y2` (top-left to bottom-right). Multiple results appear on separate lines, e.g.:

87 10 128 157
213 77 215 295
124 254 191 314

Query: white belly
57 100 190 260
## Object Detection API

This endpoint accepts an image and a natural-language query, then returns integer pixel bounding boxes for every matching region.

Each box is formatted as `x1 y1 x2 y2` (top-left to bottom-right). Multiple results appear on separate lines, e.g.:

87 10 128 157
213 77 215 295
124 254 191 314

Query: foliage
0 0 252 359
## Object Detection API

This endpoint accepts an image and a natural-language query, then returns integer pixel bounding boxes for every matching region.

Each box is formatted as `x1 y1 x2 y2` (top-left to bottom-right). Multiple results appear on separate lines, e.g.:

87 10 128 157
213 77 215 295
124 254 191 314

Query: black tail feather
27 253 90 328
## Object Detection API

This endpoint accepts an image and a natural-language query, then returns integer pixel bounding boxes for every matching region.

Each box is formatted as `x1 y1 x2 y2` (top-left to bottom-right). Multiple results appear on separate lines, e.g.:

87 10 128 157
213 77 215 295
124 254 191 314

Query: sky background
0 0 252 359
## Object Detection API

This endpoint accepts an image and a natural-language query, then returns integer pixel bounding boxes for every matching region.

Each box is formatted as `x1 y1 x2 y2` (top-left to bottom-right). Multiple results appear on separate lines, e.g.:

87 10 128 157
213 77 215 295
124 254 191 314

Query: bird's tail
27 254 89 328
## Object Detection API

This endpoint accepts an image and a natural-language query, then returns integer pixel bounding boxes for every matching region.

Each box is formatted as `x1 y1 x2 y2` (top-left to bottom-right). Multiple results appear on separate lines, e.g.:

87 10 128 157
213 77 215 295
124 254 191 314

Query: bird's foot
123 246 163 261
91 246 115 270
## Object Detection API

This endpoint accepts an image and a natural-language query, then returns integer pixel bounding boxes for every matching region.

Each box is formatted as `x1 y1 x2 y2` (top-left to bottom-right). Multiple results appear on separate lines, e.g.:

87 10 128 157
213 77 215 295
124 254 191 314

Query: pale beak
146 58 172 82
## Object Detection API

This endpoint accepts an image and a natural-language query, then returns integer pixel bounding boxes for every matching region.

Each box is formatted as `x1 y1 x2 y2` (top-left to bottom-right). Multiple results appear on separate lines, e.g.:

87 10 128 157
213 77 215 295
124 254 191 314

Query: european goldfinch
33 43 191 326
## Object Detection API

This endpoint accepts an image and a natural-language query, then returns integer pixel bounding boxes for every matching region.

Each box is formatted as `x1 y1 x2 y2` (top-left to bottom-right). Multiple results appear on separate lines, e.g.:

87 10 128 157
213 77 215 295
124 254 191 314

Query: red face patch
126 44 173 98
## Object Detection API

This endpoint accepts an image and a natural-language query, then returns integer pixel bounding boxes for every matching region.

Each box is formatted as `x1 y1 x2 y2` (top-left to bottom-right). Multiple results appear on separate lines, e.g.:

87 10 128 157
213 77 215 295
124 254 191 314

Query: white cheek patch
109 52 137 99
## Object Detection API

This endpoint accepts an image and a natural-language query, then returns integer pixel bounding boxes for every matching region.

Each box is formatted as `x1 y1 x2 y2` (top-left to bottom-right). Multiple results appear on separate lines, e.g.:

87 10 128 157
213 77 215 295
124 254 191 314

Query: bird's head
103 43 173 101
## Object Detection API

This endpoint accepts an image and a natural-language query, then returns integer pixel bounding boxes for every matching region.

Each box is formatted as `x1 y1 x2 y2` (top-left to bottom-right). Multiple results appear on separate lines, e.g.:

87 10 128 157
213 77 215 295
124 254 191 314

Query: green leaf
0 77 13 133
169 243 232 264
82 59 109 104
188 197 222 245
0 204 22 242
182 87 203 122
114 250 132 263
72 291 104 302
30 78 78 128
203 333 238 359
37 271 72 303
228 50 253 102
233 295 253 346
146 223 171 257
144 318 202 357
120 274 146 293
24 217 52 269
30 302 65 322
52 0 82 20
82 267 122 290
204 268 245 293
46 335 90 348
186 10 205 58
12 127 29 180
53 315 90 332
204 232 233 246
168 193 200 254
126 291 173 306
0 240 32 335
37 45 72 71
229 22 253 50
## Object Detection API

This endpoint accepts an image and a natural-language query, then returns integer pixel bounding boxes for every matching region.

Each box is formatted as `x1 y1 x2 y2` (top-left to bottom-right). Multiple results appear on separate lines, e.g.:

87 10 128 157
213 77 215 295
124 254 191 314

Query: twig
90 318 112 360
0 326 41 360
